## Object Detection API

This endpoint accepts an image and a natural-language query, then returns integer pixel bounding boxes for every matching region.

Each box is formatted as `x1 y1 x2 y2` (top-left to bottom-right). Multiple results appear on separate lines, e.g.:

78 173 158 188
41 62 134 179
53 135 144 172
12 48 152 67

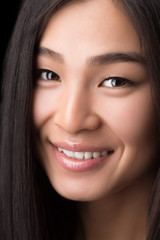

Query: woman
1 0 160 239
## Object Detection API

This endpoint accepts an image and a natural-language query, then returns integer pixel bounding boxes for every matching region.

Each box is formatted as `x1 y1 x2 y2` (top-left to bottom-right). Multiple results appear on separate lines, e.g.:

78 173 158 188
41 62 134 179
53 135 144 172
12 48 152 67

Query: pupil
112 79 123 87
47 71 58 80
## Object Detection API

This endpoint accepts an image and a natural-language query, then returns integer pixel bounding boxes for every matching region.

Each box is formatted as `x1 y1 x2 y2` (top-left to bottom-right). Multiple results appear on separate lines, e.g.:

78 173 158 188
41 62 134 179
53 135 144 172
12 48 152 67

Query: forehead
39 0 141 65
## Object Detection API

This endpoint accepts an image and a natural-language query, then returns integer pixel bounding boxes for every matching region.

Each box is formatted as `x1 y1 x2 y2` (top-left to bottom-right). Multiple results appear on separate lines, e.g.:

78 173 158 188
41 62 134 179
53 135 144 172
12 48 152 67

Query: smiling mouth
49 141 115 171
57 147 113 160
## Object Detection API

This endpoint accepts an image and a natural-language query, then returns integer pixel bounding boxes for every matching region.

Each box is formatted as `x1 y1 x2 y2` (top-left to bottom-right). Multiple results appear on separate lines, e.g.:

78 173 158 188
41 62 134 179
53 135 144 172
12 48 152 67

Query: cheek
96 90 158 192
101 91 158 146
32 88 58 127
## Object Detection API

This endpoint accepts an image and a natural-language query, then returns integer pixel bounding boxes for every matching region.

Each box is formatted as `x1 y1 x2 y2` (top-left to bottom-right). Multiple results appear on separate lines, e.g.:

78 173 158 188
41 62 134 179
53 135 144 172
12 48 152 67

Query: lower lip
53 146 111 172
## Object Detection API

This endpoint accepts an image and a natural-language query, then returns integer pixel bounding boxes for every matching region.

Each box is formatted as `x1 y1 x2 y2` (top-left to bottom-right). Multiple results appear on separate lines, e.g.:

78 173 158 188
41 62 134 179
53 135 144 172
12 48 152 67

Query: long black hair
1 0 160 239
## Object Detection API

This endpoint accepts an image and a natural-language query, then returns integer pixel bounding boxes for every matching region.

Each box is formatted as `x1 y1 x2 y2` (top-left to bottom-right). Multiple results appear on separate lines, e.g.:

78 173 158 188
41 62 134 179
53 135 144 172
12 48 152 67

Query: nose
53 85 102 134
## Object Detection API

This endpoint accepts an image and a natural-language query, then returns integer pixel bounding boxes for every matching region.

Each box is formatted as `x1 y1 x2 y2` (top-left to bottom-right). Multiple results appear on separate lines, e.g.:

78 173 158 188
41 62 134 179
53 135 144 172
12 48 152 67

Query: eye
35 69 60 81
100 76 136 88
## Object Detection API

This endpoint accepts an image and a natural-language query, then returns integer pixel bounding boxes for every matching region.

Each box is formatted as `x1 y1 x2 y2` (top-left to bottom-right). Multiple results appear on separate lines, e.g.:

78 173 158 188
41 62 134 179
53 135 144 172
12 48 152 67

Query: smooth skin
32 0 159 239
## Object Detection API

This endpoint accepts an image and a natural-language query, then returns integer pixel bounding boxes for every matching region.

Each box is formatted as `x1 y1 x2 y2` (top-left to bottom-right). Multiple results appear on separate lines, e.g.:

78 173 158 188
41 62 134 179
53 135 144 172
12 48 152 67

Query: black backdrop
1 0 21 80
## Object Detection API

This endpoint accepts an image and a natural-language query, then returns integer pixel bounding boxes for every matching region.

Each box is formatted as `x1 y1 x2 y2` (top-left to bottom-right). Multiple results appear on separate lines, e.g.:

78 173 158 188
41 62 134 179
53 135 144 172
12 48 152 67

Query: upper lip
48 140 114 152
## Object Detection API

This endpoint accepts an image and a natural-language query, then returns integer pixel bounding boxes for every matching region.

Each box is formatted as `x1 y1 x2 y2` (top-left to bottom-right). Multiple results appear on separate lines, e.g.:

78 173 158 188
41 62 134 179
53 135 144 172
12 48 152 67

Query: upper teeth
58 147 108 160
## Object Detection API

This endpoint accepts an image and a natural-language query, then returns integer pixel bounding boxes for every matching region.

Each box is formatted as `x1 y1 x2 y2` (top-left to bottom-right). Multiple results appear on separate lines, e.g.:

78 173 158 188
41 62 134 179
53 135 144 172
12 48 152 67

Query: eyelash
35 69 61 81
100 76 136 88
35 69 136 88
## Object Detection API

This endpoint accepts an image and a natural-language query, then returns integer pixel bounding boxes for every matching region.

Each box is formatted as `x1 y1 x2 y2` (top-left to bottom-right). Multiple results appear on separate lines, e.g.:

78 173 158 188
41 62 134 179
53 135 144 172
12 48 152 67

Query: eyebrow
37 47 146 66
37 47 64 63
88 52 146 66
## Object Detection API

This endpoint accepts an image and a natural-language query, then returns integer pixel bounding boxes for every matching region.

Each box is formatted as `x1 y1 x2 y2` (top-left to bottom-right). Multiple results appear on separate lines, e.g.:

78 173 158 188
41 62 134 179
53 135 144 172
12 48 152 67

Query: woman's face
33 0 158 201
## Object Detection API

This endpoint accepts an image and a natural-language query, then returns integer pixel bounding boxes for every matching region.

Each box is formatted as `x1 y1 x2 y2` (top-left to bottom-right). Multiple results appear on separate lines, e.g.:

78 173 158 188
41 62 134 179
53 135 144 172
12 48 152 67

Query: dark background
1 1 21 79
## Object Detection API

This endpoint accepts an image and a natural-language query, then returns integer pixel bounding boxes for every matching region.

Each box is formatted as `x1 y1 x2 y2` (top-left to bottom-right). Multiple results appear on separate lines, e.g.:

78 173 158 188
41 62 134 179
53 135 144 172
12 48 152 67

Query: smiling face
32 0 158 201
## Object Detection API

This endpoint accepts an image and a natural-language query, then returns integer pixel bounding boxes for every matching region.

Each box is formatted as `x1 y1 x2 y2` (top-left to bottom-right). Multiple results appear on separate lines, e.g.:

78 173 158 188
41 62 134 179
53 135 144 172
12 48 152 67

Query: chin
52 181 107 202
54 187 90 201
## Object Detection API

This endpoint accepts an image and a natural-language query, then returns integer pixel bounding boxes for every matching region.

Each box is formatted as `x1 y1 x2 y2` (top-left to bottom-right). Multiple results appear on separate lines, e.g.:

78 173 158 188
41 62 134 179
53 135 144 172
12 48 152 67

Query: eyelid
35 68 60 81
100 76 137 88
36 68 52 75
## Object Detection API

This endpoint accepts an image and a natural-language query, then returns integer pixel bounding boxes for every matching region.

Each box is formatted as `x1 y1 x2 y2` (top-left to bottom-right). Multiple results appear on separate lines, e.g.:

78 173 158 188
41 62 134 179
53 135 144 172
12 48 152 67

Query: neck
77 175 154 240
